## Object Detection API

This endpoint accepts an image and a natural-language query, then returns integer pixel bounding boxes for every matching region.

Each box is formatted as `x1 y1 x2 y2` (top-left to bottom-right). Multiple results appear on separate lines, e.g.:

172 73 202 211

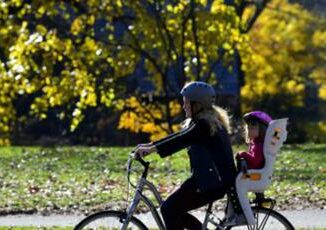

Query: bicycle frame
121 156 291 230
123 156 222 230
74 154 294 230
122 157 166 230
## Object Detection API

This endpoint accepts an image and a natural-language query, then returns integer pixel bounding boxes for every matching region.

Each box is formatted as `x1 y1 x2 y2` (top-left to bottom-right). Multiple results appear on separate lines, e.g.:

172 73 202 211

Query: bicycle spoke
228 207 293 230
253 207 294 230
253 210 259 230
74 211 147 230
257 209 271 229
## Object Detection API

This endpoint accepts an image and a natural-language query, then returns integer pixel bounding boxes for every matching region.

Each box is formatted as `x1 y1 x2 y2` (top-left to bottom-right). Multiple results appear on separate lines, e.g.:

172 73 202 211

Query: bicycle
74 154 295 230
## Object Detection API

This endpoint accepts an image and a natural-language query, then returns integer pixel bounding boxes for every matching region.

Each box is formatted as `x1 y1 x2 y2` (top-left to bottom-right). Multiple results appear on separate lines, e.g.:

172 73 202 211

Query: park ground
0 144 325 229
0 209 325 229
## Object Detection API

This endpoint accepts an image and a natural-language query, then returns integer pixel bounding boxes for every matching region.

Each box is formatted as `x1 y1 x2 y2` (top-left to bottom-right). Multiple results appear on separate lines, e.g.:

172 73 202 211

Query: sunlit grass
0 144 325 214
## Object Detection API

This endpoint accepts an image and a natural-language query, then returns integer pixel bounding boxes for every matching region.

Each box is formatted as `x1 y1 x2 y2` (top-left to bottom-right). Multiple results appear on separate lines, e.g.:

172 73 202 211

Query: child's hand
235 152 246 160
237 157 248 174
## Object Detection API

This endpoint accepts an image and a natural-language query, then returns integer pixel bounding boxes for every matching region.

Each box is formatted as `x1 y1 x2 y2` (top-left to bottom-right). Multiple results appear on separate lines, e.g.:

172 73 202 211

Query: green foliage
0 145 325 214
302 121 326 143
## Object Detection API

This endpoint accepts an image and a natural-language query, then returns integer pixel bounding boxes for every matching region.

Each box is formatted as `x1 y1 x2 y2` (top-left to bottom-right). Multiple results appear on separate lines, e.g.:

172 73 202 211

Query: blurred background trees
242 0 326 142
0 0 325 146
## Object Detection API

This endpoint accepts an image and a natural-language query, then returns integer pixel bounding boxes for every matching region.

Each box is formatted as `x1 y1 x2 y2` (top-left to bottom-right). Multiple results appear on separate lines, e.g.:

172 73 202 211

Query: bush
302 121 326 143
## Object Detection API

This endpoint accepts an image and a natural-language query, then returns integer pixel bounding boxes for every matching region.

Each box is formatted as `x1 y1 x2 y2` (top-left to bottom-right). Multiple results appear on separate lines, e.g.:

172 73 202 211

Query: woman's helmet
243 111 272 125
180 81 216 107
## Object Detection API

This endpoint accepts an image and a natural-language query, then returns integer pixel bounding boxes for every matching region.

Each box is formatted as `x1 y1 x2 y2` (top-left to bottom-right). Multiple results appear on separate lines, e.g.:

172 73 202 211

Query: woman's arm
134 120 209 159
153 120 209 158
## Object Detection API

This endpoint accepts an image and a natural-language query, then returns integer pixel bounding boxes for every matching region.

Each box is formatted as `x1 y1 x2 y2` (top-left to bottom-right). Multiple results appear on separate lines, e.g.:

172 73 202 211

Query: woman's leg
161 177 226 230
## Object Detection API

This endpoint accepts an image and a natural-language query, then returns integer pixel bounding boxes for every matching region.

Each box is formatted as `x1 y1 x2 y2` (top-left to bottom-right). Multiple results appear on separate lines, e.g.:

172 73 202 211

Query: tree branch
145 0 181 95
241 0 271 33
190 0 202 80
204 49 226 83
150 0 179 60
180 5 192 89
110 3 166 80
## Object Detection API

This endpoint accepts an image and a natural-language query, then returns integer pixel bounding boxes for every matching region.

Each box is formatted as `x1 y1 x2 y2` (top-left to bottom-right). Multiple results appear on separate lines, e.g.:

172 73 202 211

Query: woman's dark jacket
153 119 237 192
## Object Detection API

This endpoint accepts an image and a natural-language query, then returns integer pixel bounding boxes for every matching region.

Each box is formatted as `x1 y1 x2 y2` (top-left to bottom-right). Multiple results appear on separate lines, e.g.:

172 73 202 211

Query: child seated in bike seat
225 111 272 226
236 111 272 170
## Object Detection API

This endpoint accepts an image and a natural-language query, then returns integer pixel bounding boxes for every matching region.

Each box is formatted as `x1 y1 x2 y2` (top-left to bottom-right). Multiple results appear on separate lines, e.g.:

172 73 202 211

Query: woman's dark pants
160 177 227 230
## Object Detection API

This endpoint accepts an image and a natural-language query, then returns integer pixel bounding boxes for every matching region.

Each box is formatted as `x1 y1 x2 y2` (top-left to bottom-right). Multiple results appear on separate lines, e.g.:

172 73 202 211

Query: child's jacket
236 138 265 169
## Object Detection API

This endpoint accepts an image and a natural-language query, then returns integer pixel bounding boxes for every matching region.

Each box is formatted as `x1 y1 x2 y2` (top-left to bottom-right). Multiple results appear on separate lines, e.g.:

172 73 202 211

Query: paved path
0 209 325 228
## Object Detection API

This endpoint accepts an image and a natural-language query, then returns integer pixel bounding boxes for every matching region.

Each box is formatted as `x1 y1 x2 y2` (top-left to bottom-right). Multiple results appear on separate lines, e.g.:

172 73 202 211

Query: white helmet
180 81 216 107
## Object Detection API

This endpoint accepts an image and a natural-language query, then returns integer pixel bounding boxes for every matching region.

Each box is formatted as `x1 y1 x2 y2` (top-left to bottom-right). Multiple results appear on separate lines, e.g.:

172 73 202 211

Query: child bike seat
234 118 288 225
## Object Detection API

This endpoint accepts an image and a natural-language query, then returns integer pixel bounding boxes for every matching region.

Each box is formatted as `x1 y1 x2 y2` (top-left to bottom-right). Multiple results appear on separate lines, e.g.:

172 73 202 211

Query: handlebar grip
127 151 150 187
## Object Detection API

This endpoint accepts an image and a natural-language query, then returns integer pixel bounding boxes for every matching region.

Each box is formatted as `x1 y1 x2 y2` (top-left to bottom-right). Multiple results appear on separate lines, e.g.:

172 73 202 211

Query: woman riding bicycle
134 81 240 230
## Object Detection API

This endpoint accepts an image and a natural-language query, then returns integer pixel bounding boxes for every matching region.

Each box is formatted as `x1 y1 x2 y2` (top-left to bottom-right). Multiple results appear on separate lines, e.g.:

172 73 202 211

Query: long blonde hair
184 103 231 135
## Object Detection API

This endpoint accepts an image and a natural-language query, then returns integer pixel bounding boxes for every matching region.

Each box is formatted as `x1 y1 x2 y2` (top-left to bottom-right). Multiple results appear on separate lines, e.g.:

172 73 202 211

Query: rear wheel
227 207 295 230
74 210 148 230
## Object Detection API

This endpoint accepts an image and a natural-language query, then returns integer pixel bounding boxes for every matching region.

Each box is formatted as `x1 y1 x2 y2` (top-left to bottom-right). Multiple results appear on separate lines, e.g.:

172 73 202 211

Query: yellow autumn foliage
1 0 324 144
118 97 182 141
241 0 326 112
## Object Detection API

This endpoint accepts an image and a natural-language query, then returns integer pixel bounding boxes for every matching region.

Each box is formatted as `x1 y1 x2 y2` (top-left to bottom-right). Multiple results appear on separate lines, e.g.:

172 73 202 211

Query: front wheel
74 210 148 230
227 206 295 230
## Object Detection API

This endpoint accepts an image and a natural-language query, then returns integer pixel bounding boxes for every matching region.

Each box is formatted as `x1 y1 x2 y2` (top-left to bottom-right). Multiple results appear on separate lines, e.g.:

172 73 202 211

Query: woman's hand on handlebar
133 143 157 159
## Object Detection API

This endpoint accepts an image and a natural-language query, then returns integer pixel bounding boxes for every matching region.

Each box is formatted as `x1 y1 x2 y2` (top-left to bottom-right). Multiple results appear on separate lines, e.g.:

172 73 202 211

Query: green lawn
0 144 325 215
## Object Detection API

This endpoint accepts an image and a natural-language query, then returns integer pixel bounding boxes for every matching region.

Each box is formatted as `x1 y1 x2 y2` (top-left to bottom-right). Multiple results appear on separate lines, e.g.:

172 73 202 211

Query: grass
268 144 326 209
0 144 325 215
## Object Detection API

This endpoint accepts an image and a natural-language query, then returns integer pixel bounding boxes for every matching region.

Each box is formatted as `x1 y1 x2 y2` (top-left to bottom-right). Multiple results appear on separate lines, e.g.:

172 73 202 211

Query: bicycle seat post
255 192 265 201
207 202 213 213
202 202 214 230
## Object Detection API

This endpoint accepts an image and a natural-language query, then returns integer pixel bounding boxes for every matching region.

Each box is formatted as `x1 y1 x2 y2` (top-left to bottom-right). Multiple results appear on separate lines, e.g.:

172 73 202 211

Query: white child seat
235 118 288 225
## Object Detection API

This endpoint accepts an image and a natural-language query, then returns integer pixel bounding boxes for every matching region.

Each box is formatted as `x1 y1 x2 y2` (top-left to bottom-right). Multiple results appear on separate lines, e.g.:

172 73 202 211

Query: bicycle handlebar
127 152 150 188
138 156 150 178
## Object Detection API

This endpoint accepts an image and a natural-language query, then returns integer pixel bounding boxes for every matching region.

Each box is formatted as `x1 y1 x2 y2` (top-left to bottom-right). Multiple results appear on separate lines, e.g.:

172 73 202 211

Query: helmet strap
190 101 204 119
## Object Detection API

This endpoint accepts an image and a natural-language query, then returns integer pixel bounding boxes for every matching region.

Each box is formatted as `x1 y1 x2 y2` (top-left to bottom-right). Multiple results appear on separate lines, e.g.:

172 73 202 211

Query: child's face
247 123 259 140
